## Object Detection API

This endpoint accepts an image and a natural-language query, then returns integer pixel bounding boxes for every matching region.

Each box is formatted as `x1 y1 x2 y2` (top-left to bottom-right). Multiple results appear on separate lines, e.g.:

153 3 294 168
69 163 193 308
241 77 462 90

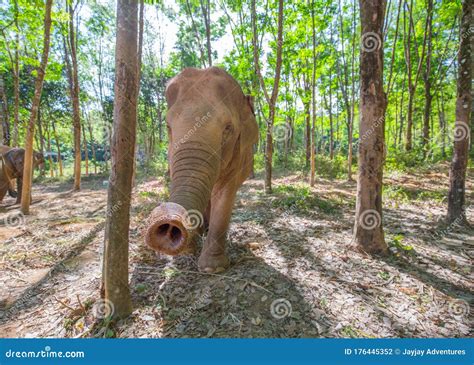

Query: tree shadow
127 238 330 338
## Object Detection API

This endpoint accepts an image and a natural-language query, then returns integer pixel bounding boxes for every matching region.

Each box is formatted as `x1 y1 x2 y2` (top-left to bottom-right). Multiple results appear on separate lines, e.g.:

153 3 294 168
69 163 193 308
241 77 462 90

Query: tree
65 0 82 191
447 0 472 223
21 0 53 214
102 0 139 318
353 0 388 255
252 0 284 194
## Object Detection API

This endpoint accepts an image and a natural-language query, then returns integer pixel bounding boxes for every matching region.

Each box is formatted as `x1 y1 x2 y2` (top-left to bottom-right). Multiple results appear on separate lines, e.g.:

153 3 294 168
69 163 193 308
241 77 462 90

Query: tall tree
21 0 53 214
66 0 82 191
252 0 284 194
447 0 472 223
102 0 139 318
353 0 388 255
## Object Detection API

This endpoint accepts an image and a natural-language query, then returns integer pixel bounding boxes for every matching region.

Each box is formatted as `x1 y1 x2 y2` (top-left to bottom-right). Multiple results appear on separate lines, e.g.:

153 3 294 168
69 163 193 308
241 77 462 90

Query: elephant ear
239 95 258 152
165 79 180 109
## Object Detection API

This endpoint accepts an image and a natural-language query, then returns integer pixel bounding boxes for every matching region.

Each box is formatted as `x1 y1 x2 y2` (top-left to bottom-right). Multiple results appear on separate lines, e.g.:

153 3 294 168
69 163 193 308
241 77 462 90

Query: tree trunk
422 0 433 149
67 1 82 191
12 0 20 147
51 119 63 176
45 122 54 177
82 122 89 176
199 0 212 66
20 0 52 214
102 0 139 319
354 0 388 255
37 108 46 176
251 0 284 194
0 74 9 145
447 0 472 223
87 118 97 174
310 0 317 186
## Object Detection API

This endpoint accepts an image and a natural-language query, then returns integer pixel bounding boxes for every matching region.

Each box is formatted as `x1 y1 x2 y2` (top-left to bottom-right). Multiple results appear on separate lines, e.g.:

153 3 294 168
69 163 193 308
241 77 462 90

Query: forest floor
0 163 472 338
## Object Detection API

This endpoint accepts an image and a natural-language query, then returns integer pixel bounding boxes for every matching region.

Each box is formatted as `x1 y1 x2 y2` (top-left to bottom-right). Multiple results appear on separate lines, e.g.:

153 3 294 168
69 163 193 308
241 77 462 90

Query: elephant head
3 148 44 178
145 67 257 255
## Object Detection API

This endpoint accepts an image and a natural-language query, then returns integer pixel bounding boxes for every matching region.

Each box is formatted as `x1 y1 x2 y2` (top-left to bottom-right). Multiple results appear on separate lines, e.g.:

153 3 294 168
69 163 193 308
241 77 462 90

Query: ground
0 165 472 338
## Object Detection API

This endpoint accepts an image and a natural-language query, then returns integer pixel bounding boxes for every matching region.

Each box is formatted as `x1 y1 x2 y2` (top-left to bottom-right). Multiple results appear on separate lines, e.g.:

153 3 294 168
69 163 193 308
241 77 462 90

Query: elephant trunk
145 142 219 255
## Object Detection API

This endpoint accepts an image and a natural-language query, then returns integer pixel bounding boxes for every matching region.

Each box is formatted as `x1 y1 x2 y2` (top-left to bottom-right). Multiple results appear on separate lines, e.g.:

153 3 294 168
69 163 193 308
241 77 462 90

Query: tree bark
354 0 388 255
0 74 9 145
199 0 212 66
20 0 53 214
251 0 284 194
51 119 63 176
12 0 20 147
67 0 82 191
102 0 139 319
447 0 472 223
422 0 433 149
310 0 317 186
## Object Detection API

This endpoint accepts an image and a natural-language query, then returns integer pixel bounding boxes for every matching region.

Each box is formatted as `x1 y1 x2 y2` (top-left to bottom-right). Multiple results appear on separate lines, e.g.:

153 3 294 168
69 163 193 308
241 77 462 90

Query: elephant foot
198 252 230 274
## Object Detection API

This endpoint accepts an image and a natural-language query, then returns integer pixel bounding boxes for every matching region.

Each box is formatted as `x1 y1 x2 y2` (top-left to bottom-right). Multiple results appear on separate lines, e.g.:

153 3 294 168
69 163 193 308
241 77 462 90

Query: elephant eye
222 124 233 145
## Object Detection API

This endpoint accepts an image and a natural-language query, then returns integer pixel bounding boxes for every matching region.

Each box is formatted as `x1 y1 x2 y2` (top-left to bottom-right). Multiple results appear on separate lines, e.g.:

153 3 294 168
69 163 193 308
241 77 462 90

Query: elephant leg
15 177 22 204
198 185 237 273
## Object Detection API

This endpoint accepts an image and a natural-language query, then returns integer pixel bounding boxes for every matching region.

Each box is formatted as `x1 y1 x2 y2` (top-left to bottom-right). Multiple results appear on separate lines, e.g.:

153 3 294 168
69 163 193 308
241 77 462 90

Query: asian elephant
145 67 258 273
0 147 45 203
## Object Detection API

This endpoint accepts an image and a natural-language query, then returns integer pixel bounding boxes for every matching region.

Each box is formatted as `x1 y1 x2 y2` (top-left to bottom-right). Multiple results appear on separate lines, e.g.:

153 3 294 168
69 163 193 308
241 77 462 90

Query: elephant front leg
15 178 22 204
198 185 237 273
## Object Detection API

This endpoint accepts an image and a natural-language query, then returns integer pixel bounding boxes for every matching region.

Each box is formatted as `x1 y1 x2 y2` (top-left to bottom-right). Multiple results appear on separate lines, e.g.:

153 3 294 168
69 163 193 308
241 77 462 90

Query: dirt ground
0 165 472 338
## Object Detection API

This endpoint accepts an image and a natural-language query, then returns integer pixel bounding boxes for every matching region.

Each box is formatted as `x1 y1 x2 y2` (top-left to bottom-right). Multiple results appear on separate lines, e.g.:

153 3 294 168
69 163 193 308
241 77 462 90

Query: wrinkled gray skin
145 67 258 273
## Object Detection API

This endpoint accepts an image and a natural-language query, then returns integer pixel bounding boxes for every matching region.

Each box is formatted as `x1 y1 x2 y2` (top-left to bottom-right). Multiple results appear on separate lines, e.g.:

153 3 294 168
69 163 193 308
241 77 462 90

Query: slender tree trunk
447 0 472 223
82 122 89 176
354 0 388 255
0 74 9 145
51 119 63 176
422 0 433 149
20 0 52 214
310 0 317 186
45 122 54 177
251 0 284 194
103 0 139 319
304 100 311 168
87 118 97 174
37 108 46 176
12 0 20 147
67 1 82 190
199 0 212 66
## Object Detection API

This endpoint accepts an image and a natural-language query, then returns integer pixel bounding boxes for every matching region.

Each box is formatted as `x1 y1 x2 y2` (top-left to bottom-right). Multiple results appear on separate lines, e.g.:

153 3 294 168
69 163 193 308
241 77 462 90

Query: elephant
0 147 45 203
145 67 258 273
